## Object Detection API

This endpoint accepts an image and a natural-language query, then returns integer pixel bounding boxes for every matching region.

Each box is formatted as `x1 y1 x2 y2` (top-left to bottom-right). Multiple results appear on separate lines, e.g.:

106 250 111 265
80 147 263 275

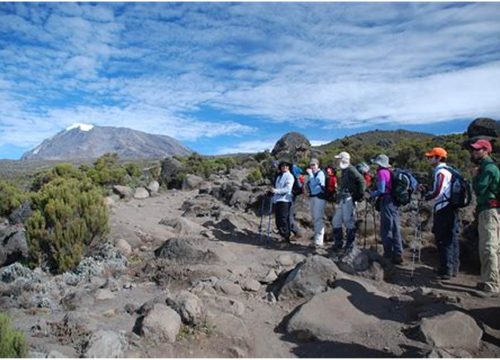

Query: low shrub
0 312 28 358
26 176 108 274
0 180 27 217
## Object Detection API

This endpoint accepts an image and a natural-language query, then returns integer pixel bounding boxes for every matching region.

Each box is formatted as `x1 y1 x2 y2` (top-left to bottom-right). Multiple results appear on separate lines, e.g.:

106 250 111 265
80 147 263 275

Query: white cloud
1 2 500 158
215 139 276 155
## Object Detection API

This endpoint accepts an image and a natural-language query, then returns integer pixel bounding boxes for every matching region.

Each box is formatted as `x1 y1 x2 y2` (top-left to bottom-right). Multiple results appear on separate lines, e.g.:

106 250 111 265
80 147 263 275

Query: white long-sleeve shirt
273 171 294 203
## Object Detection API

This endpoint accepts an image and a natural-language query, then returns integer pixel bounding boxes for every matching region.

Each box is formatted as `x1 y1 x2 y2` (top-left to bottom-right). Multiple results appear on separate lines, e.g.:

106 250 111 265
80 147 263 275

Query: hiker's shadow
334 278 410 323
206 217 312 255
291 339 395 358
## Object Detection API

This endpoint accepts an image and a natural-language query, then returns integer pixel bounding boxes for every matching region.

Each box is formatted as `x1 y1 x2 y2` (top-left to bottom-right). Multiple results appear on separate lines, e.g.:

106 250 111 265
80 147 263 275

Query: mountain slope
21 124 192 160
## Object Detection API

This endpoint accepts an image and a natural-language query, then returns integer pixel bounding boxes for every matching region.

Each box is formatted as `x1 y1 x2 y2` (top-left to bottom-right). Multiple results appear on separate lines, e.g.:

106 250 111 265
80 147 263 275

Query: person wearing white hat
370 154 403 264
331 151 365 253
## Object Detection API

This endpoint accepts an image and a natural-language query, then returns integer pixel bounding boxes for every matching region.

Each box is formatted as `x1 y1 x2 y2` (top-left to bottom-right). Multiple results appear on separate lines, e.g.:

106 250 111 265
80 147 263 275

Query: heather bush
26 176 108 274
86 153 128 186
0 180 27 217
0 312 28 358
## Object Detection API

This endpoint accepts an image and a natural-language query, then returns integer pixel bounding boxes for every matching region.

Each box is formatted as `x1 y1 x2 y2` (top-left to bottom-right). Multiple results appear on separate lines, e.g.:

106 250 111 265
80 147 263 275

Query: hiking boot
392 255 403 265
437 272 451 280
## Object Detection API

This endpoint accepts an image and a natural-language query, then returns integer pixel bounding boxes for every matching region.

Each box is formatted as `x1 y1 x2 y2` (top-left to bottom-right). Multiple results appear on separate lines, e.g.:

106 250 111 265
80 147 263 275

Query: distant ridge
21 125 192 160
316 129 436 150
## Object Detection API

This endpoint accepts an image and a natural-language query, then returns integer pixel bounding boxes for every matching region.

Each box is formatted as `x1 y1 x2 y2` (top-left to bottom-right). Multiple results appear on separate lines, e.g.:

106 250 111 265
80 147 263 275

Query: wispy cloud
0 2 499 158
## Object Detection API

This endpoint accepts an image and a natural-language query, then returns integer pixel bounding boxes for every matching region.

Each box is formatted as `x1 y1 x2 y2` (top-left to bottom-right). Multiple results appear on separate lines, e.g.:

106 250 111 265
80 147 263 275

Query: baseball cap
425 147 447 159
470 139 492 153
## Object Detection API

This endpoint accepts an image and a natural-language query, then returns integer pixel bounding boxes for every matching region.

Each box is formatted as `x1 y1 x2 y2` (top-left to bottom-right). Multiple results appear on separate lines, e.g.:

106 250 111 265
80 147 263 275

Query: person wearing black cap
470 139 500 294
269 161 294 242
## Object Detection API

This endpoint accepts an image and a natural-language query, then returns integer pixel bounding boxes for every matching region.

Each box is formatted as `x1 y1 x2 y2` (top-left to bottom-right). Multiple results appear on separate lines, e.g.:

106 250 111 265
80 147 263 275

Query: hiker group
264 139 500 294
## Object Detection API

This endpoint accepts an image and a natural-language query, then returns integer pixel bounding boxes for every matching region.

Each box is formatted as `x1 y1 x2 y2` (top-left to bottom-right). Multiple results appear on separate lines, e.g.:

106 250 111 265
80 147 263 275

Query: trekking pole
372 202 378 246
411 197 422 280
363 199 368 249
258 195 265 242
266 195 273 245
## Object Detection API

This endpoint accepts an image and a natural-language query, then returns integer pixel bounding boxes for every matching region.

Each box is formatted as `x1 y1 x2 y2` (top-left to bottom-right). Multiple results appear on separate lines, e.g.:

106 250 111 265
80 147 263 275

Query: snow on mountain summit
66 123 94 132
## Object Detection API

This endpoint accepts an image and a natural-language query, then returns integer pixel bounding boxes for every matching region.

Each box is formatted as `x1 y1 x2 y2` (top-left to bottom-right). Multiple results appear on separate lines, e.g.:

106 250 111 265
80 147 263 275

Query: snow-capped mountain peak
65 123 94 132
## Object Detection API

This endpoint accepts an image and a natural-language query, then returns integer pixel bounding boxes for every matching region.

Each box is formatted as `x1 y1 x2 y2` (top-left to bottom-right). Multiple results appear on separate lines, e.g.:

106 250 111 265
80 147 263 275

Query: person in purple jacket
370 154 403 264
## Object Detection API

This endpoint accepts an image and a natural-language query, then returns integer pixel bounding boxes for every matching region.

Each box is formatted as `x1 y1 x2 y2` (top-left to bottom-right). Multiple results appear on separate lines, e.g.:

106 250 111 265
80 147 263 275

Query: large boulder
286 287 379 341
160 157 185 189
467 117 500 140
271 132 311 163
154 237 218 265
418 311 483 351
159 217 206 236
0 225 29 267
276 255 338 300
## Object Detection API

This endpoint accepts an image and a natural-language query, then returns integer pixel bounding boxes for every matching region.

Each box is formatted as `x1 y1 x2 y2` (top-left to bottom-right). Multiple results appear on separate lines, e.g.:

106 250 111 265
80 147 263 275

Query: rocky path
2 187 500 357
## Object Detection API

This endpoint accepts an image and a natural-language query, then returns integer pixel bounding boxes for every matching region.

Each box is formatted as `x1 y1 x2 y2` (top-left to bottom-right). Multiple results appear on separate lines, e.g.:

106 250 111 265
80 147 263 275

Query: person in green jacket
471 139 500 294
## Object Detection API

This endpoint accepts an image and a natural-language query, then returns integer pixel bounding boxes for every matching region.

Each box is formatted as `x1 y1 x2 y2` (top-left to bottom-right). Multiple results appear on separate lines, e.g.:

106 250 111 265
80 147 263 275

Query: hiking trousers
309 196 326 245
478 208 500 291
332 196 356 230
432 205 459 276
379 195 403 259
275 201 292 241
289 199 300 235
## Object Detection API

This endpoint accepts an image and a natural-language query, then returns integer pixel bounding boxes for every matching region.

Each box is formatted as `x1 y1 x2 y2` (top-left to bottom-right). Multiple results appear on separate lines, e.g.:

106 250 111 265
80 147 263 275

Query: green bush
26 176 108 274
178 153 237 179
31 163 86 192
0 181 27 217
246 168 263 183
0 312 28 358
86 153 128 186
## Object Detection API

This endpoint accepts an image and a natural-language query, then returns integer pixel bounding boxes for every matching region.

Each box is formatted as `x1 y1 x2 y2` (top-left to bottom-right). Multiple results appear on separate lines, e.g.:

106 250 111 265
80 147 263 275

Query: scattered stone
124 304 137 315
242 279 261 292
95 289 115 301
159 217 206 236
261 270 278 284
418 310 483 350
134 187 150 199
146 181 160 193
47 350 67 358
113 185 134 199
115 238 132 257
136 303 181 343
215 280 243 296
166 290 206 326
182 174 204 191
84 329 127 358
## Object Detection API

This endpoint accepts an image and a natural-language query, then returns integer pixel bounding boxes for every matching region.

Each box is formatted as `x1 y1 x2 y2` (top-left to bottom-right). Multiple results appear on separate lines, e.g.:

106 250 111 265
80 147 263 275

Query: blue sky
1 2 500 159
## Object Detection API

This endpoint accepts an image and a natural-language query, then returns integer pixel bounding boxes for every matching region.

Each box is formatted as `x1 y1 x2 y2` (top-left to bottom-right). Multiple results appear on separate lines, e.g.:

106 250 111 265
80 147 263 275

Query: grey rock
278 255 338 300
115 238 132 257
242 279 261 292
182 174 204 191
286 288 379 341
8 201 32 225
154 237 218 265
113 185 134 199
418 310 483 350
84 330 127 358
160 157 185 189
137 303 181 343
133 187 149 199
166 290 206 326
271 132 311 164
0 225 29 267
215 280 243 296
146 181 160 193
159 217 205 236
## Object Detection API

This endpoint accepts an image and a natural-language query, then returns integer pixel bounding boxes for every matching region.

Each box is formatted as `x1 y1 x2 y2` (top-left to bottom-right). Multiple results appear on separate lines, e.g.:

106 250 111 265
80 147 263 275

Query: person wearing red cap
422 147 460 280
470 139 500 294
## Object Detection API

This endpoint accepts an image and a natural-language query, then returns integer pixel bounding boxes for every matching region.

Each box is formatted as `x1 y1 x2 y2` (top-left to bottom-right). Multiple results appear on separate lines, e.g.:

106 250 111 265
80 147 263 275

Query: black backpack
391 169 418 206
290 164 304 197
443 166 472 208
